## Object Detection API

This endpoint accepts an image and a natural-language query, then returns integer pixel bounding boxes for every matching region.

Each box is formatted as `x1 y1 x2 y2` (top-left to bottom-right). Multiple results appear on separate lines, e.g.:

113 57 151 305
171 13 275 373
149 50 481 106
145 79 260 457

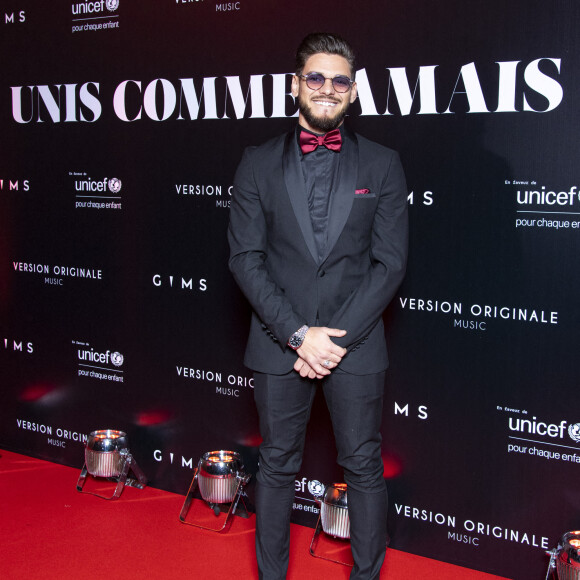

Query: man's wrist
288 325 309 350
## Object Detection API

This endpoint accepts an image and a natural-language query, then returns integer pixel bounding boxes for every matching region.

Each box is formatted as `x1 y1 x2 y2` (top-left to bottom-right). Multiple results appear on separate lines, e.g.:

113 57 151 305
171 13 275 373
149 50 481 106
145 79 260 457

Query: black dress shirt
297 125 343 262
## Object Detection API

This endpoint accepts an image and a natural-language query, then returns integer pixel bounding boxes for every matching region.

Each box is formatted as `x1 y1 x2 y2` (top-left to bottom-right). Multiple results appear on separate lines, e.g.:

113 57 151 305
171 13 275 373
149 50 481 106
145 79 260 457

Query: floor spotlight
76 429 147 500
179 450 250 532
546 531 580 579
309 481 353 567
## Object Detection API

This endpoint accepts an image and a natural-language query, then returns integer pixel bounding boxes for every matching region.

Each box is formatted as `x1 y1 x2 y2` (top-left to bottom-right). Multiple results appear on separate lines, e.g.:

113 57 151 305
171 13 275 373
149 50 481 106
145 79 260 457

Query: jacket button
319 270 326 277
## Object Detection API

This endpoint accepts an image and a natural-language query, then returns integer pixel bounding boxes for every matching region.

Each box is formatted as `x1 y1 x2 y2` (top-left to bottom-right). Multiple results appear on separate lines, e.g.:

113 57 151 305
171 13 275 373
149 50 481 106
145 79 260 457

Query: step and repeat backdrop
1 1 579 578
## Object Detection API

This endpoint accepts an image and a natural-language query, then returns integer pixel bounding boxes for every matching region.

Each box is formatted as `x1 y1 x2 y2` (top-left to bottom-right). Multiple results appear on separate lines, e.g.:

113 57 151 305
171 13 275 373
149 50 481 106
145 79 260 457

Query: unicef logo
108 178 122 193
307 479 325 499
568 423 580 443
106 0 119 11
111 352 124 367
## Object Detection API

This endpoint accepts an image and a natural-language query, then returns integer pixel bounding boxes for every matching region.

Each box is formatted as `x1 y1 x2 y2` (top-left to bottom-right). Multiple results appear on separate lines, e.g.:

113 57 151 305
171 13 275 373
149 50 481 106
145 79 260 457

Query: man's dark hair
295 32 356 79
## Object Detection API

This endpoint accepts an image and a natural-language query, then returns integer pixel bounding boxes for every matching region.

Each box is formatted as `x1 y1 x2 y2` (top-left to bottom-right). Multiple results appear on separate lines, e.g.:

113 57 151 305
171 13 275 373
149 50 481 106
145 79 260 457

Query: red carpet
0 449 510 579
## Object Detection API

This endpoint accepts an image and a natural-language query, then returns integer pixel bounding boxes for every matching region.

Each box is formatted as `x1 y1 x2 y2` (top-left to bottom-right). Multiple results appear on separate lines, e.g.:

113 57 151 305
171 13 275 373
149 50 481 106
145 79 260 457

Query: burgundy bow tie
299 128 342 154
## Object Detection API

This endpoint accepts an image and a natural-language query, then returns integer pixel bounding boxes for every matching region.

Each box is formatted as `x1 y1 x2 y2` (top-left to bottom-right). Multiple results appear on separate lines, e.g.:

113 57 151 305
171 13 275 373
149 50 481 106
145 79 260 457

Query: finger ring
323 360 331 367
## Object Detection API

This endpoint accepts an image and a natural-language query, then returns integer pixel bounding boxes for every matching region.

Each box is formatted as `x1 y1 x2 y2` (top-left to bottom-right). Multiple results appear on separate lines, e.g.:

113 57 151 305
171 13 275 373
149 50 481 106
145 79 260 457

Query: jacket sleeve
329 151 408 350
227 147 305 347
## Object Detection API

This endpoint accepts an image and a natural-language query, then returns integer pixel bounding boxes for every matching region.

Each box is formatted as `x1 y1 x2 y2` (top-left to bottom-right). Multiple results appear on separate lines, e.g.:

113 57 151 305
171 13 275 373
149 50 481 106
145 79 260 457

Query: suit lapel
283 131 319 264
322 127 358 263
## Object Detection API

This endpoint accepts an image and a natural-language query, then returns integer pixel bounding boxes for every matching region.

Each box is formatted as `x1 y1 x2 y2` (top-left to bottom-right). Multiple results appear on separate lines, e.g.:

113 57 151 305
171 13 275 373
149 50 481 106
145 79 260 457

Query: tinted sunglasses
299 72 354 93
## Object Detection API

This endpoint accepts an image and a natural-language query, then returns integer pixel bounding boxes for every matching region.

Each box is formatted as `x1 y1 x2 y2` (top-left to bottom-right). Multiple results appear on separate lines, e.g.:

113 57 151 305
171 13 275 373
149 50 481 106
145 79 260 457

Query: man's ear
291 75 300 98
350 82 358 103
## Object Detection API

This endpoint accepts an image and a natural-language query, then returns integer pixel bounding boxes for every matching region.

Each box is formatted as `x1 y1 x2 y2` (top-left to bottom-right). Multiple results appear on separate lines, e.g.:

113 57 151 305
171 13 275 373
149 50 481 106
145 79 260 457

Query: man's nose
319 78 336 94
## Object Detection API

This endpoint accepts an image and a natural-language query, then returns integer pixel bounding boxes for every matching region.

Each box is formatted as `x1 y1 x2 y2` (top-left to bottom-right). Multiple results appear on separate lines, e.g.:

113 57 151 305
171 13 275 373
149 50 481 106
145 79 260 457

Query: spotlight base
309 514 354 568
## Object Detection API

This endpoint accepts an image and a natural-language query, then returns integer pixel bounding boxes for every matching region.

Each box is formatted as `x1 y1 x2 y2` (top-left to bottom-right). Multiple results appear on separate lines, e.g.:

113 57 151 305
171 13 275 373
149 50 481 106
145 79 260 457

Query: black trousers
253 369 388 580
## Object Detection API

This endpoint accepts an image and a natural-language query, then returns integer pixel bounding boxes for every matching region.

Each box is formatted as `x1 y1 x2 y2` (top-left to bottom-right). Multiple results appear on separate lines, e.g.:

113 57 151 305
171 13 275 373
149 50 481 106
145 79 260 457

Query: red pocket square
355 188 371 195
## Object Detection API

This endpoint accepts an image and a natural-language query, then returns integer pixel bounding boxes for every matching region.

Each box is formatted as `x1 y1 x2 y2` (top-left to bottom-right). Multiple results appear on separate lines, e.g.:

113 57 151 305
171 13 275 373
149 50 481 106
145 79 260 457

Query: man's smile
312 99 339 108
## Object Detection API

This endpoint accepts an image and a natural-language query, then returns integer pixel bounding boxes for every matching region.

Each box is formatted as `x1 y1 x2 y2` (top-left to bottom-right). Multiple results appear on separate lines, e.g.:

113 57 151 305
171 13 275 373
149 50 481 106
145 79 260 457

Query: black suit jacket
228 126 408 375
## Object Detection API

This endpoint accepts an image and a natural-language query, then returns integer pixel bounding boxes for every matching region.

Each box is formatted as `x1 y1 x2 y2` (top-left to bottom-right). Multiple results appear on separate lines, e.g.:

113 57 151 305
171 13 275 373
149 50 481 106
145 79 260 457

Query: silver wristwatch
288 325 309 350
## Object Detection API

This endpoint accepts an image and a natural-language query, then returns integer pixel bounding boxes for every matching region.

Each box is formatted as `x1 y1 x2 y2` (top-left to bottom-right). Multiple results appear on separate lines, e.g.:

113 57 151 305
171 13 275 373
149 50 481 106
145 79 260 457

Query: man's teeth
315 101 337 107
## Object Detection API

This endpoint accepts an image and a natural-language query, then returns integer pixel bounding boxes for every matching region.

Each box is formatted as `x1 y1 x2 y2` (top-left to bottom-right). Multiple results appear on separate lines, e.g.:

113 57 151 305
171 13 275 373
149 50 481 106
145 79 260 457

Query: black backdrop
2 2 580 578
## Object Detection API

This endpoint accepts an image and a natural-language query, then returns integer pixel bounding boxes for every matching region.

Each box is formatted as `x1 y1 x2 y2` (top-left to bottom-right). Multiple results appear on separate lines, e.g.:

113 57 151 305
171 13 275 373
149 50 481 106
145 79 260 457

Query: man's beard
298 94 349 133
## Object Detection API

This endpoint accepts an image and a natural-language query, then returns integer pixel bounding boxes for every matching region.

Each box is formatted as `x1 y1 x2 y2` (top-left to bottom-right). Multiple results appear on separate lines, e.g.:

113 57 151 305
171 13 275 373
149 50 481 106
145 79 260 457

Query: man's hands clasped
294 326 347 379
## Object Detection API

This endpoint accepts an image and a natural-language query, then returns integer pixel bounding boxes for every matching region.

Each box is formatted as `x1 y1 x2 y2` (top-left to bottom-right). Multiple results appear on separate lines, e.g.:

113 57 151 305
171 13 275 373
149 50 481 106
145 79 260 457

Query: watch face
289 326 308 350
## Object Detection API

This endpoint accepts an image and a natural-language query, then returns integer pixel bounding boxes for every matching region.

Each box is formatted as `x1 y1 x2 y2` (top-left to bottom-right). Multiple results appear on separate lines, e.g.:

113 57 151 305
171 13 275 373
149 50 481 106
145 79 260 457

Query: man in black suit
228 32 408 579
